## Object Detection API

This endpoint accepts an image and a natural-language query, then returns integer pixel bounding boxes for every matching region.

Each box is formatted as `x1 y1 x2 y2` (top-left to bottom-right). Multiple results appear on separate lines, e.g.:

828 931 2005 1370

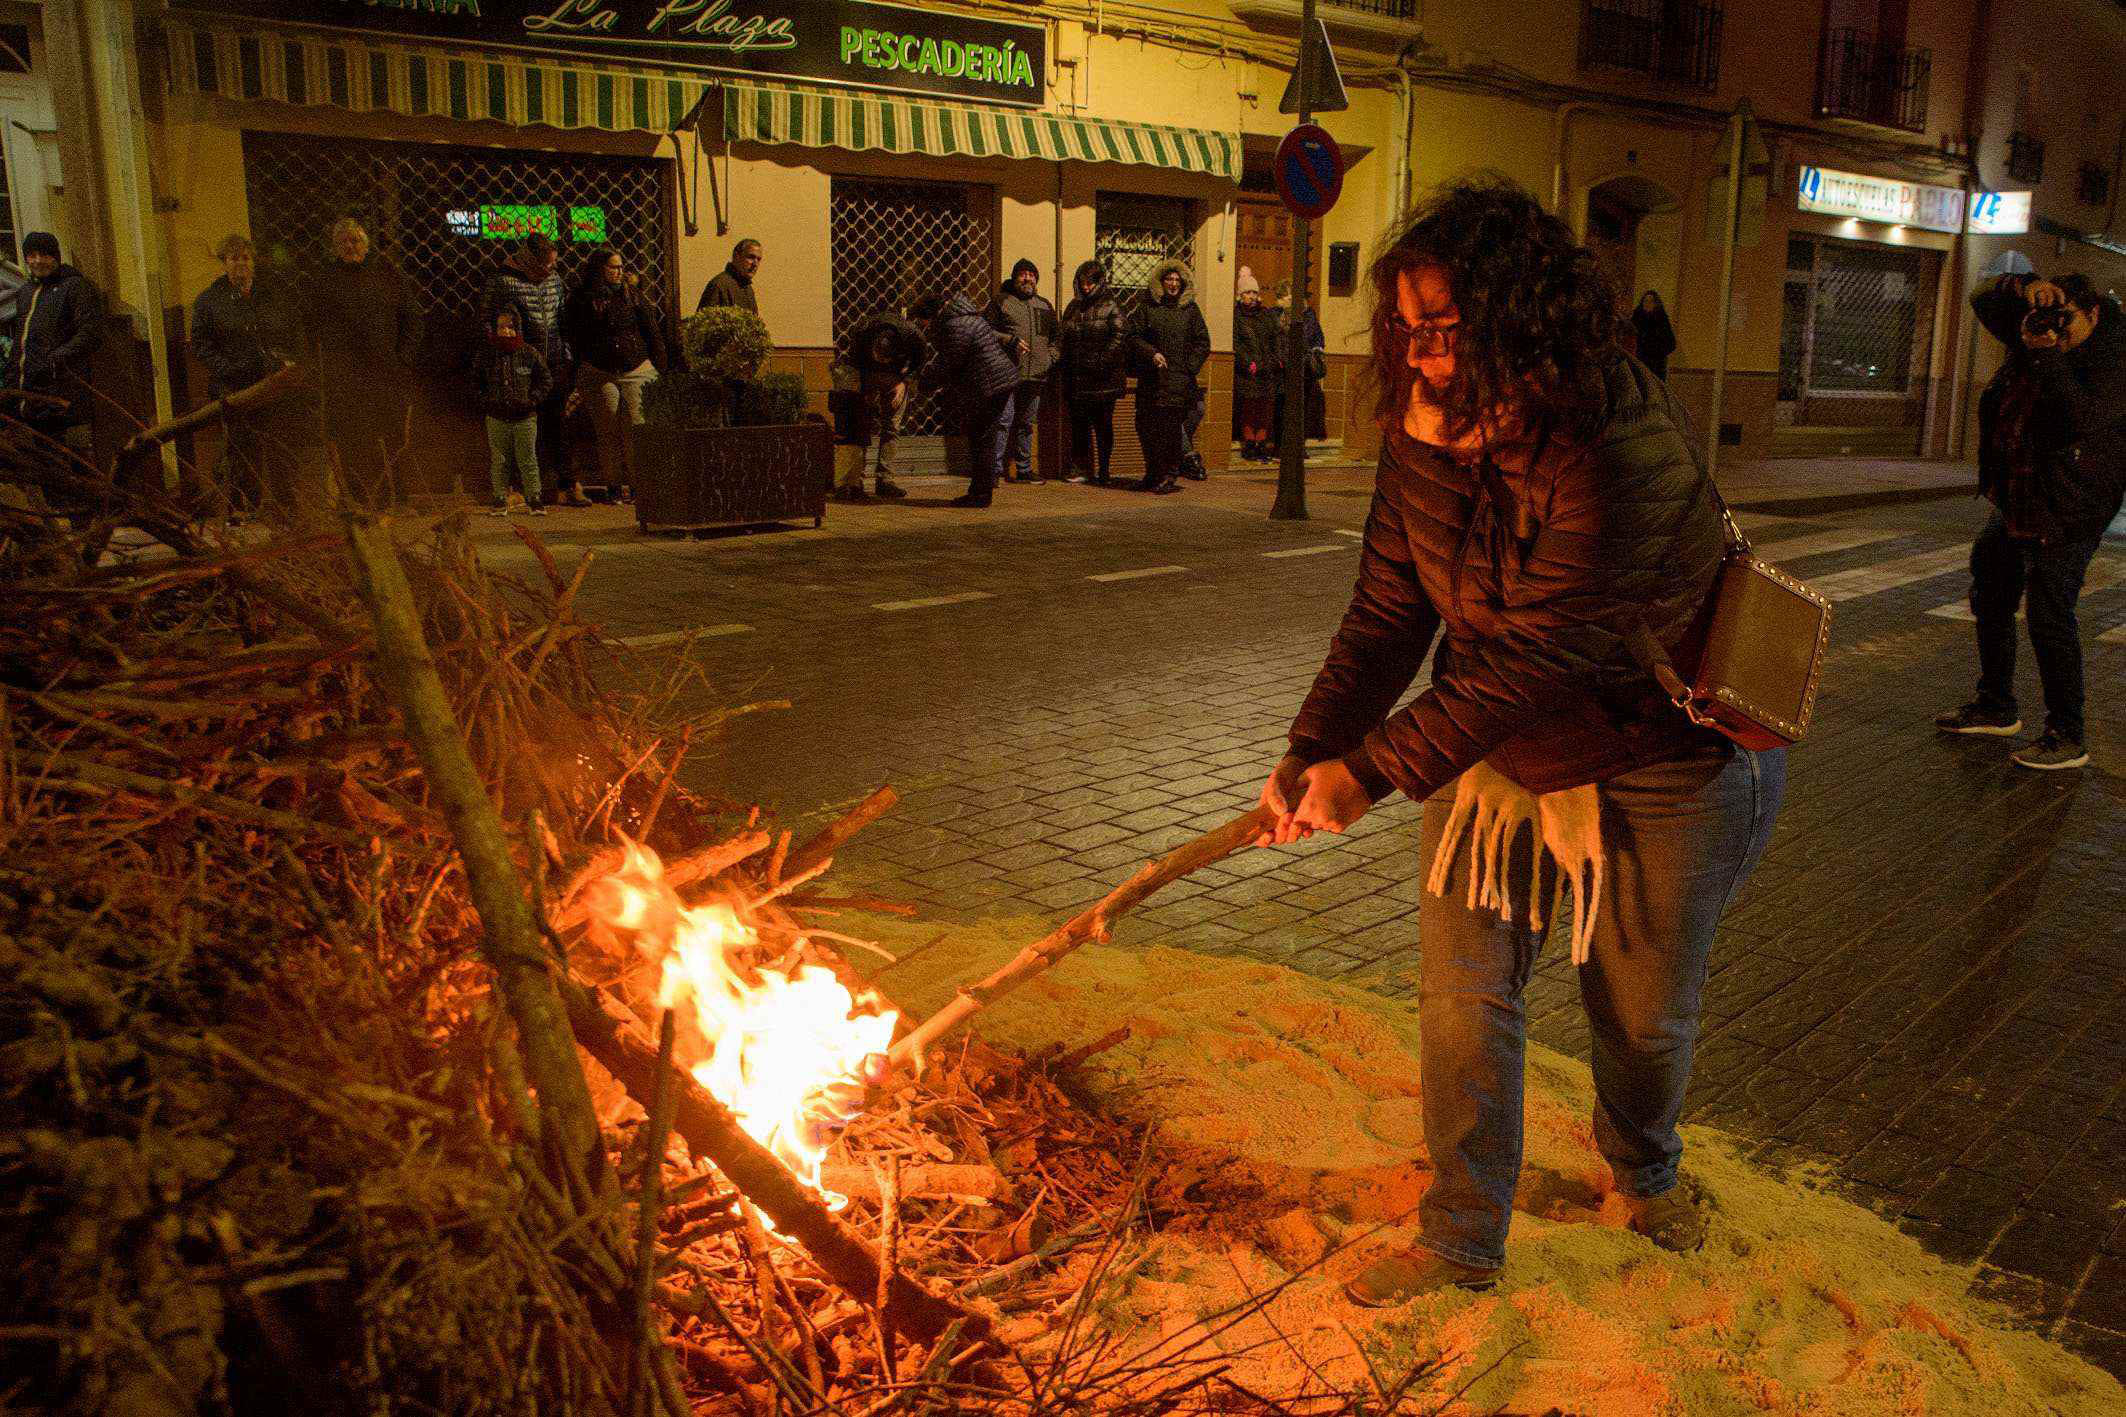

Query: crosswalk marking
1925 555 2126 622
1263 545 1349 559
1752 527 1900 561
873 591 994 612
1813 546 1972 602
1333 528 1365 539
619 623 753 648
1088 565 1189 583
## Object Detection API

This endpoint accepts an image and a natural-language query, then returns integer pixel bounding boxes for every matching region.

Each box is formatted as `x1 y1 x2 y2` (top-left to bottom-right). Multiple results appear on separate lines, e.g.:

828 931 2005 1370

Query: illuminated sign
1796 165 1965 234
568 206 608 243
482 205 559 241
444 205 609 241
1967 190 2032 236
171 0 1047 106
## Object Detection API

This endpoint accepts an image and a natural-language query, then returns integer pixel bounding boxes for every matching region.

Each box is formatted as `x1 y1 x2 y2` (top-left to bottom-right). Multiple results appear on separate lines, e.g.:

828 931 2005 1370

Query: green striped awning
165 21 711 135
721 82 1238 180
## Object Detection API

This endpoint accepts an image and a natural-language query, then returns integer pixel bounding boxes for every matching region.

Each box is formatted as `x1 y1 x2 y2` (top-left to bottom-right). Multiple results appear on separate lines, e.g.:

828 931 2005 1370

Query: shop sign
445 204 610 241
1967 190 2032 236
1795 165 1965 234
170 0 1047 107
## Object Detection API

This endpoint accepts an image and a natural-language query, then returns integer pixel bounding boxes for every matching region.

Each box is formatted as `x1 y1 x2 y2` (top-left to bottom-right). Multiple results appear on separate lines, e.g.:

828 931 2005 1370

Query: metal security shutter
1775 234 1939 454
829 178 995 442
1095 194 1196 478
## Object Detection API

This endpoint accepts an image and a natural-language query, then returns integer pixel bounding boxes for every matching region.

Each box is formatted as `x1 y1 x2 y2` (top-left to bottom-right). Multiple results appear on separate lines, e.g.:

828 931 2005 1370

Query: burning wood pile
0 424 1440 1415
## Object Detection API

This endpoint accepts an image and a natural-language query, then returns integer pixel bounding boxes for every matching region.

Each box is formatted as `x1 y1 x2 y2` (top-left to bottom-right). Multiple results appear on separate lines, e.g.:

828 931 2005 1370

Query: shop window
1778 235 1935 404
828 177 995 439
1094 193 1195 327
239 132 675 373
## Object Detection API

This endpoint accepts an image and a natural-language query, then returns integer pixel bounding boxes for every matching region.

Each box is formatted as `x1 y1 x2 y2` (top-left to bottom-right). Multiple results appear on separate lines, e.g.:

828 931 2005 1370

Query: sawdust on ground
865 923 2123 1416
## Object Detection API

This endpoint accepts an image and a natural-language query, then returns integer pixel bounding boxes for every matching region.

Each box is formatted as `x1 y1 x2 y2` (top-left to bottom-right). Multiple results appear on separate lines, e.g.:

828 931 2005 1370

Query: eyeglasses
1387 312 1461 356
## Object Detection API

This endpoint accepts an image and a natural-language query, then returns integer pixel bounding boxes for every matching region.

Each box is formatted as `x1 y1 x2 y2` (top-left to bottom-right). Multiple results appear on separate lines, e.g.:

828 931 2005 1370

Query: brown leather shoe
1343 1248 1500 1307
1625 1181 1708 1253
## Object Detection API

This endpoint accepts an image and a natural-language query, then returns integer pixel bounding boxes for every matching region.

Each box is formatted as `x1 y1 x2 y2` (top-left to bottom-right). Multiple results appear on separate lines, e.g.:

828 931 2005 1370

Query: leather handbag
1634 494 1832 751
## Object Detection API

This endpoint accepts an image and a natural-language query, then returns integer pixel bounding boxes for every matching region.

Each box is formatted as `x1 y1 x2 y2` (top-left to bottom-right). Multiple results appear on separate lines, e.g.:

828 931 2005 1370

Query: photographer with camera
1936 260 2126 769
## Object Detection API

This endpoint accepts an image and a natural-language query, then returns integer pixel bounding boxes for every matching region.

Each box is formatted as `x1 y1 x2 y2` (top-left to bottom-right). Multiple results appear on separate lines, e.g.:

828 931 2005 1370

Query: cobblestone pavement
475 466 2126 1379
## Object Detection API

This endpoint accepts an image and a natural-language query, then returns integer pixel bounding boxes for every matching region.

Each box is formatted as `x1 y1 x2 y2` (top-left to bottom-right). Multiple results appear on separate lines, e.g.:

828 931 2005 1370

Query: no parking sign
1274 124 1344 221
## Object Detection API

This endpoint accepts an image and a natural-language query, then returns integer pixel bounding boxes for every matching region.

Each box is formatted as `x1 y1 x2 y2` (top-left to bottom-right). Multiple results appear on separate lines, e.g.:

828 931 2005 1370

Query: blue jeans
1415 744 1784 1269
1969 511 2103 742
965 387 1015 500
1004 381 1043 479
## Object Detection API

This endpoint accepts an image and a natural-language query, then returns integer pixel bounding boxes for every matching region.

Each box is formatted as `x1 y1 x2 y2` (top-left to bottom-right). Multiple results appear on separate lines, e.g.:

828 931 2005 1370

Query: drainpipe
1390 43 1416 219
1551 100 1595 221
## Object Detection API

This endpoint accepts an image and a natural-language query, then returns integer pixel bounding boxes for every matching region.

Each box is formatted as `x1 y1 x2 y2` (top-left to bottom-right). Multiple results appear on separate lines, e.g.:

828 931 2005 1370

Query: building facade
18 0 2124 487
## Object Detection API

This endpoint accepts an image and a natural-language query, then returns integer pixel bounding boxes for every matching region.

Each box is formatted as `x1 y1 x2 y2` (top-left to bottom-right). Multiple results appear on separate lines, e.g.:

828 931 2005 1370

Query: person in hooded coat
1630 291 1677 382
1127 259 1210 495
1058 259 1128 484
915 287 1020 507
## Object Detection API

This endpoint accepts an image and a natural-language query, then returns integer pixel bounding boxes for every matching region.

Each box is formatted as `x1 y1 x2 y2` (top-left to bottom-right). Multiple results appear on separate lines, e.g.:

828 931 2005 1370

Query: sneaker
1935 702 2022 735
560 489 592 508
873 478 908 500
1180 463 1208 482
1625 1181 1708 1253
947 492 992 508
486 501 512 517
1344 1248 1500 1307
2012 731 2090 770
529 504 548 517
833 484 873 504
1064 471 1092 484
1149 476 1183 496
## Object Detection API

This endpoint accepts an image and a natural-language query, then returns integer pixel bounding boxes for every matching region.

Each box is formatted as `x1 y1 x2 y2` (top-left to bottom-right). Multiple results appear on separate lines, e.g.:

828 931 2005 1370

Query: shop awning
719 82 1238 180
165 20 711 134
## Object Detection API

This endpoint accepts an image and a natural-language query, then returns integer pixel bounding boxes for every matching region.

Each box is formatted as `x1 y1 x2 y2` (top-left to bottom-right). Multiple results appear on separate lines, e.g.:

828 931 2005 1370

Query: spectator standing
1273 278 1329 453
840 304 925 502
1630 291 1677 382
1935 268 2126 769
6 231 104 450
562 247 668 504
698 238 764 321
1127 260 1209 495
915 288 1019 508
190 234 302 519
1232 269 1283 462
484 234 582 505
1058 259 1128 485
472 306 553 516
987 259 1055 482
306 216 419 506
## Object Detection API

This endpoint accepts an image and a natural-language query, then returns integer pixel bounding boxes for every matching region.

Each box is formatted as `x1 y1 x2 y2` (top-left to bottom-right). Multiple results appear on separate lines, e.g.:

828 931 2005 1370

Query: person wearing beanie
6 231 106 445
1232 267 1282 462
986 258 1056 481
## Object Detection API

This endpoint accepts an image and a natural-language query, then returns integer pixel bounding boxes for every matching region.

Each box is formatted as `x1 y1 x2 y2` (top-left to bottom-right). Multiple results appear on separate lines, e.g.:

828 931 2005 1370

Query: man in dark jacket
840 305 925 501
915 288 1019 508
306 217 420 507
698 238 764 323
483 234 582 504
986 259 1054 481
191 233 303 519
1059 259 1128 484
1936 267 2126 770
6 231 104 446
1127 259 1210 495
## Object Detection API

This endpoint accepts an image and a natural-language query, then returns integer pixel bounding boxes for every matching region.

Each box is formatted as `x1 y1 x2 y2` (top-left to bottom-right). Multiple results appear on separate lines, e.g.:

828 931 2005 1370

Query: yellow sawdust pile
871 926 2122 1416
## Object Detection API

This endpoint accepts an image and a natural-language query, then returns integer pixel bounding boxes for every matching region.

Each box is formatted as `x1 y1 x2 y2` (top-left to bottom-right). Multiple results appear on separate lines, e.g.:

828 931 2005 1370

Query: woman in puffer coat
1231 268 1284 461
1127 258 1210 495
1258 180 1784 1305
1058 259 1129 484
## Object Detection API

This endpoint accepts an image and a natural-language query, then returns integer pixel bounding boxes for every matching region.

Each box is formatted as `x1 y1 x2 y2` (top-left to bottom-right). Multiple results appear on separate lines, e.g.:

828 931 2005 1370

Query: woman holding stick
1257 180 1784 1304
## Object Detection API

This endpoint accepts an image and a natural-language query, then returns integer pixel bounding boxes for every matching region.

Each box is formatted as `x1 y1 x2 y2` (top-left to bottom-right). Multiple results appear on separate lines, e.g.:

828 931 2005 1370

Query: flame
590 840 897 1198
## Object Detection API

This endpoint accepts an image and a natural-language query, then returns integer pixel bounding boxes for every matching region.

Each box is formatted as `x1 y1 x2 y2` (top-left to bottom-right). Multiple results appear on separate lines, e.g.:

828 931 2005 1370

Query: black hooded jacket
1059 261 1129 402
1128 260 1211 411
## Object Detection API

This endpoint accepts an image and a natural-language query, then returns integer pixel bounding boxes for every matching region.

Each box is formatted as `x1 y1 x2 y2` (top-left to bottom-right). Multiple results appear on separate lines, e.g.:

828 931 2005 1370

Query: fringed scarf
1425 760 1605 964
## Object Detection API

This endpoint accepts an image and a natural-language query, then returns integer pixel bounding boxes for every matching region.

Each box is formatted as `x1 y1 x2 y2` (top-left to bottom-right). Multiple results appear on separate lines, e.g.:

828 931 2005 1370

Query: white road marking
1752 527 1901 561
1927 555 2126 621
1333 528 1366 539
619 624 753 648
1087 565 1189 583
1813 546 1973 602
873 591 994 612
1262 545 1349 559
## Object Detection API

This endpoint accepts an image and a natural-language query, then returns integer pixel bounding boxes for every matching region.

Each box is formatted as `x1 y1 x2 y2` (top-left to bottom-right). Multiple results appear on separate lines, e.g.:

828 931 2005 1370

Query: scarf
488 332 527 353
1425 760 1605 964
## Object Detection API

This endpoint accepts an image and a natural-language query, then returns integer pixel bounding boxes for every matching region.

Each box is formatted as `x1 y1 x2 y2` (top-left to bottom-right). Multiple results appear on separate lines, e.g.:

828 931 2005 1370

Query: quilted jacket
1288 354 1731 801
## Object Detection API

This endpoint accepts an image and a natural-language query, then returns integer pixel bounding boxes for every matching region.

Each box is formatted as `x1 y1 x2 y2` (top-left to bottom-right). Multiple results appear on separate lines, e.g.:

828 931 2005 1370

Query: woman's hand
1292 760 1371 836
1255 755 1311 846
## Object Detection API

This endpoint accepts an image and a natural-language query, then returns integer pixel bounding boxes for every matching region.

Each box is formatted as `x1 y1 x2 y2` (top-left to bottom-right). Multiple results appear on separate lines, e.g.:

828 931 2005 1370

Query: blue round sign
1275 124 1344 221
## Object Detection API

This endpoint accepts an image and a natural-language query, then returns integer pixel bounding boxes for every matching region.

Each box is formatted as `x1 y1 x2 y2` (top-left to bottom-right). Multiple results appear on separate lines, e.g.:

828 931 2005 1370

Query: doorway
1582 173 1683 319
1234 195 1322 311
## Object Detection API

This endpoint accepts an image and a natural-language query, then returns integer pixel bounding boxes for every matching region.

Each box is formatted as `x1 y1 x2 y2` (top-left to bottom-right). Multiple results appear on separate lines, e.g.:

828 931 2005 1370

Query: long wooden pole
889 805 1274 1066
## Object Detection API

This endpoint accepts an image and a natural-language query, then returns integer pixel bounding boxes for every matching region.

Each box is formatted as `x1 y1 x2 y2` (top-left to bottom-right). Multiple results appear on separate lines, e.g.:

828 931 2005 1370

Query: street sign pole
1271 0 1319 522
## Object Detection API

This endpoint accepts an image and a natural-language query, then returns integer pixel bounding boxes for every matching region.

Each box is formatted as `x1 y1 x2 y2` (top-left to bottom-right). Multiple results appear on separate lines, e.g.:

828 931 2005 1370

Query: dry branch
785 785 899 881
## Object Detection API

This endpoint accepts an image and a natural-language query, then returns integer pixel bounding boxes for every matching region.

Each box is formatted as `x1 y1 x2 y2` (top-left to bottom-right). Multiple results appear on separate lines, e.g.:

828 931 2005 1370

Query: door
1234 195 1323 310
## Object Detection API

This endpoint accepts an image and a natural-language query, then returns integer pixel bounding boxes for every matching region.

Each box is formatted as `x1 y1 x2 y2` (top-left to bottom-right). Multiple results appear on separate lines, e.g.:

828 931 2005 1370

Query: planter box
633 422 832 532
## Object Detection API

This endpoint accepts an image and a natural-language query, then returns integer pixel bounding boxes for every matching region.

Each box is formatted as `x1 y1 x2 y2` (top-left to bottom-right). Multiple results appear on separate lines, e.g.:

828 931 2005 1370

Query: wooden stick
784 785 898 881
820 1163 1005 1203
889 805 1274 1066
120 363 310 454
561 980 988 1347
342 511 607 1187
18 750 374 848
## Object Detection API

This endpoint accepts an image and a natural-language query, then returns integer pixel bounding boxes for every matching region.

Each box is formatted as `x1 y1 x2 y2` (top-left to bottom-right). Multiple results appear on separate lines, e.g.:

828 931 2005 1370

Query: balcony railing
1579 0 1724 92
1816 28 1931 133
2002 131 2045 185
1324 0 1416 17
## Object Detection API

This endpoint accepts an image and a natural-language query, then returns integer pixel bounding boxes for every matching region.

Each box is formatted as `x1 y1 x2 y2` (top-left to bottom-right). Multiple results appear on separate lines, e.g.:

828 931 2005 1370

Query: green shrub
681 307 770 383
736 372 809 427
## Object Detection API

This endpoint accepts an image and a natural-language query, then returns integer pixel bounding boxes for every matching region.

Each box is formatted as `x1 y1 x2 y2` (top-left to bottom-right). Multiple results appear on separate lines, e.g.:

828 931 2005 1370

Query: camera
2022 304 2075 339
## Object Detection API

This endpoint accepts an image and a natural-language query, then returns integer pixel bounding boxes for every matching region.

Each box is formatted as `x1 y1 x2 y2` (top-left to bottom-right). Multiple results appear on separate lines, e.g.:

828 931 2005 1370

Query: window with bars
2006 132 2046 185
239 131 676 365
1778 236 1936 399
1094 193 1196 328
1578 0 1723 92
2078 162 2110 207
828 177 995 438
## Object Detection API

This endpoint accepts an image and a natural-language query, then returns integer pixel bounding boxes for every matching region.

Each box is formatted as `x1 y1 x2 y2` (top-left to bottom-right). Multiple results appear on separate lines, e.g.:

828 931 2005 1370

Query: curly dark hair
1368 177 1620 447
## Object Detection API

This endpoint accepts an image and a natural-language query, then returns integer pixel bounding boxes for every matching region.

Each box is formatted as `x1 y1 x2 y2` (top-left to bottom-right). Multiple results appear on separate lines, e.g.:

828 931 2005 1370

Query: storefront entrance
1777 233 1939 456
